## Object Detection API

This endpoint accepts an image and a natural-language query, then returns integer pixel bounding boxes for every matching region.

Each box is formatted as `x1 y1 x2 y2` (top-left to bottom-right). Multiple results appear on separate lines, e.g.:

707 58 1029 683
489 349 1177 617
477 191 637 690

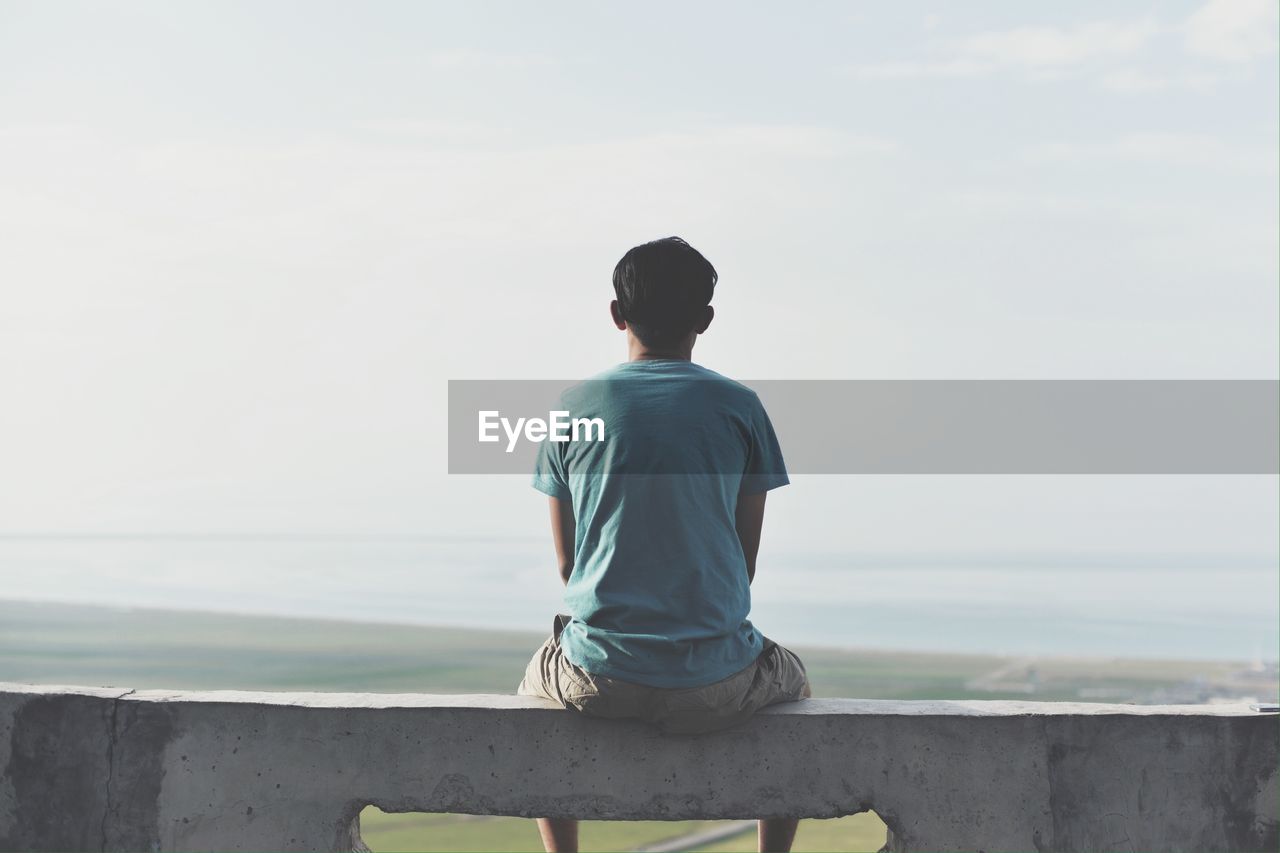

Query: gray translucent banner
448 380 1278 474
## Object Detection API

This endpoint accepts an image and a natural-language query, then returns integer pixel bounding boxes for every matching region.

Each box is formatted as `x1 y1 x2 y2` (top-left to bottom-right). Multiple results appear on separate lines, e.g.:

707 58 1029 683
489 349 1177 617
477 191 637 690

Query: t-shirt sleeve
532 430 571 499
740 395 790 495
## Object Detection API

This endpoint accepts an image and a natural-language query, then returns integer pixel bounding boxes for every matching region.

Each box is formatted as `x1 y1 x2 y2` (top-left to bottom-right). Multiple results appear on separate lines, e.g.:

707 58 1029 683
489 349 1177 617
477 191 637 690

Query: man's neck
627 338 694 362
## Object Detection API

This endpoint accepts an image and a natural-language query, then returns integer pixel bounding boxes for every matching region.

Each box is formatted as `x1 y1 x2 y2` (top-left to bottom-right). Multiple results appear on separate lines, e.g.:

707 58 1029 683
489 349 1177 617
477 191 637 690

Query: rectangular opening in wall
357 807 889 852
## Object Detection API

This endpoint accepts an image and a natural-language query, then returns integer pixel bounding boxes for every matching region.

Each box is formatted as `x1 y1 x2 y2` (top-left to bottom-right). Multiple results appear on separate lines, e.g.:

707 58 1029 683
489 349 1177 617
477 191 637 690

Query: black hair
612 236 718 347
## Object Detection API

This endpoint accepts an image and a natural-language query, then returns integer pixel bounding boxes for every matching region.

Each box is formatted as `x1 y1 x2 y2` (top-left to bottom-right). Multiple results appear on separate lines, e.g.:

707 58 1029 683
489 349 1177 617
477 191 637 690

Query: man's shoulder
679 364 766 414
685 363 758 395
562 362 762 411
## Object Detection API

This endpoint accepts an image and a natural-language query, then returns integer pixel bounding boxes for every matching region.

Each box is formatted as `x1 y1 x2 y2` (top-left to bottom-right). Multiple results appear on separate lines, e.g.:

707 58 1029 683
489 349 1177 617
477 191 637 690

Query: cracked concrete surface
1 683 1276 852
99 689 135 852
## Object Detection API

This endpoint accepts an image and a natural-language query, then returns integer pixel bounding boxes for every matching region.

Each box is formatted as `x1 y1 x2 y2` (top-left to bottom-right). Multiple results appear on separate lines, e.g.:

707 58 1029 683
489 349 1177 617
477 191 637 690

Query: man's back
533 359 788 688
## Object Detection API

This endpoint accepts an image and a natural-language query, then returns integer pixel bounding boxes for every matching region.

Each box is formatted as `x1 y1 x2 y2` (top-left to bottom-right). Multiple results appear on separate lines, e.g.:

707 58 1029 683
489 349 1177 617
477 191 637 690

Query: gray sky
0 1 1276 557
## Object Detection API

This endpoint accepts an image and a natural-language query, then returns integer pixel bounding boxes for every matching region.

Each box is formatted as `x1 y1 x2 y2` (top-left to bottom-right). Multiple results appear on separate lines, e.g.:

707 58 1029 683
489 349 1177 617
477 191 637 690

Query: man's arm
548 496 576 585
734 491 767 584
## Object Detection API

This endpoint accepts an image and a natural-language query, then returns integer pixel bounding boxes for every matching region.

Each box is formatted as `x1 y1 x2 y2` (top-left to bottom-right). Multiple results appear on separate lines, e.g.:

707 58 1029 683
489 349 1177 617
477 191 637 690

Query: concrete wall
0 682 1275 853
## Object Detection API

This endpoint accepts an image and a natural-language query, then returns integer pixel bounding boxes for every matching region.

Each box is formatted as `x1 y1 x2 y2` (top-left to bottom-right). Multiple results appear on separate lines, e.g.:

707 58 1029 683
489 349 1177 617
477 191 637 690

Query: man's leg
758 818 799 853
518 632 580 853
536 818 578 853
756 644 806 851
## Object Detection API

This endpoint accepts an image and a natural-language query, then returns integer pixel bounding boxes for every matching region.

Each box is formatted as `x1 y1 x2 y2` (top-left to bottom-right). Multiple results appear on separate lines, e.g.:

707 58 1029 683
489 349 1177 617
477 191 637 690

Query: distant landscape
2 598 1274 852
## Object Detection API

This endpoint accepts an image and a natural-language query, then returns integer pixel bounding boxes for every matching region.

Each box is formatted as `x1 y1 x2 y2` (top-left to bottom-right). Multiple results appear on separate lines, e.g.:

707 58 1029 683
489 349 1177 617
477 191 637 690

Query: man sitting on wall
518 236 811 853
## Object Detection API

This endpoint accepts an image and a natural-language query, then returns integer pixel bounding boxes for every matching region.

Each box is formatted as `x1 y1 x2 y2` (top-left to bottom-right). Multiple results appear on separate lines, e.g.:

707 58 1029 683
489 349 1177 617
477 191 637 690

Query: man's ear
609 300 627 331
694 305 714 334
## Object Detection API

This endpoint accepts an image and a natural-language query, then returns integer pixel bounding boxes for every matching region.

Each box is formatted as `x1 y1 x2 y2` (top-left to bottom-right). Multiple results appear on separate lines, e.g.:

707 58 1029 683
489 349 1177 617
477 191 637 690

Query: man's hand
548 496 576 585
734 491 767 584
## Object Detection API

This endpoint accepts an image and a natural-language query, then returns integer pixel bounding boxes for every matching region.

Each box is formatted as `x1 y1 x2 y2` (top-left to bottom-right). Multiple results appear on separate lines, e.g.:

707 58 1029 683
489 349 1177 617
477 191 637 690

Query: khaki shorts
517 616 811 735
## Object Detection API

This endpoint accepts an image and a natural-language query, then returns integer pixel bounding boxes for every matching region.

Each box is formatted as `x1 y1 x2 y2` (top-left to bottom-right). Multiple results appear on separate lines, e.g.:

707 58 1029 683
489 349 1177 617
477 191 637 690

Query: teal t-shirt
532 360 789 688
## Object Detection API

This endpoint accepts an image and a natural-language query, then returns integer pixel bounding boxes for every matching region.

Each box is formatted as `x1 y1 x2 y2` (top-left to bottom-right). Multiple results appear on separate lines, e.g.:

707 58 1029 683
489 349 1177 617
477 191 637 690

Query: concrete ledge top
2 680 1276 852
0 681 1264 716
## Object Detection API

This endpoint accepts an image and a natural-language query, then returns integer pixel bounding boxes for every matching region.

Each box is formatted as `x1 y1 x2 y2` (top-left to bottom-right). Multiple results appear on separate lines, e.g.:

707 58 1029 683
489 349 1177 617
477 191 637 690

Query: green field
2 599 1249 700
2 599 1267 852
